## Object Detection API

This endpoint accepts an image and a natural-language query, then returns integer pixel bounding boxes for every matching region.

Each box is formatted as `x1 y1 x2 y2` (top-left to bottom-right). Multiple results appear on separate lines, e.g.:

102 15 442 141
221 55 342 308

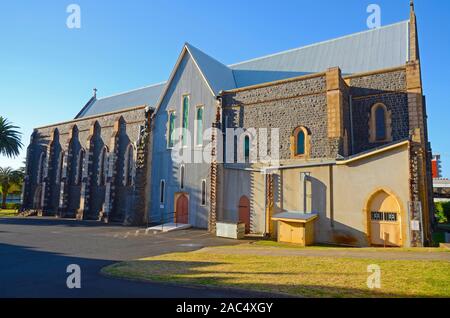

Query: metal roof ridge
95 81 167 101
228 20 410 68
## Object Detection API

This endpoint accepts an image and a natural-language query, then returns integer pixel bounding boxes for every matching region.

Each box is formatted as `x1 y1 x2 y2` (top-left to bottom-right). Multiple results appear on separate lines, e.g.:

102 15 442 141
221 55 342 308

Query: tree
0 167 24 209
0 116 23 158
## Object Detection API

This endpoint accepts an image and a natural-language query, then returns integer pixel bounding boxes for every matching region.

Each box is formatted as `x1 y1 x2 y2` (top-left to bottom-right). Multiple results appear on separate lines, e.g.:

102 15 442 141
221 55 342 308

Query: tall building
432 154 442 179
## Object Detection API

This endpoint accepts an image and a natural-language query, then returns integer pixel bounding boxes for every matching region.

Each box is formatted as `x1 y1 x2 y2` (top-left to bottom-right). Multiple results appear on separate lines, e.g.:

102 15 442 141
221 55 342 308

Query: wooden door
238 196 250 234
176 194 189 224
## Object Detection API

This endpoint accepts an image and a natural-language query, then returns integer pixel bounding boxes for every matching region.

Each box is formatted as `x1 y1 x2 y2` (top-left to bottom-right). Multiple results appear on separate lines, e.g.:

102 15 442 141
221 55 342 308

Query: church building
21 2 434 247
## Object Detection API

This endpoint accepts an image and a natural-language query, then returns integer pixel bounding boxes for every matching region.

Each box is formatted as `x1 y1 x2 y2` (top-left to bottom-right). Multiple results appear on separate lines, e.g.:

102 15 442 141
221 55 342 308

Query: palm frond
0 117 23 158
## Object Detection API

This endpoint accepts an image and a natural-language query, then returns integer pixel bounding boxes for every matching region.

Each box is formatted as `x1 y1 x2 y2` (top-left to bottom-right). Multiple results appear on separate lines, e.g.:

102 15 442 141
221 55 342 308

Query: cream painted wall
333 144 410 246
219 143 411 246
219 168 266 234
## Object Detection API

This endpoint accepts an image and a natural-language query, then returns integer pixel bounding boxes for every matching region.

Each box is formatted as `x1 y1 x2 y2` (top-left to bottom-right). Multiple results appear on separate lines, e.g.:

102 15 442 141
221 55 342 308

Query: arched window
291 126 310 158
201 179 207 206
181 95 190 146
180 165 185 189
124 145 134 187
76 149 85 185
98 147 108 186
195 106 204 146
296 130 305 155
369 103 392 143
160 179 166 204
57 151 65 184
375 106 386 141
167 111 176 148
37 152 46 184
244 136 250 163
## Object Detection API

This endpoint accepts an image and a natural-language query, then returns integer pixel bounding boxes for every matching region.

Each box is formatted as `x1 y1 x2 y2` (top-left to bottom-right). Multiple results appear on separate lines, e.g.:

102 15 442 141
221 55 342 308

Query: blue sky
0 0 449 177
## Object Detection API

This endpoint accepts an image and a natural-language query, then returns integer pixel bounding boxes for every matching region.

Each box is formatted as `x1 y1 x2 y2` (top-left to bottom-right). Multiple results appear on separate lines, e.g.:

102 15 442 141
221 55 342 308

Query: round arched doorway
238 195 250 234
365 189 403 247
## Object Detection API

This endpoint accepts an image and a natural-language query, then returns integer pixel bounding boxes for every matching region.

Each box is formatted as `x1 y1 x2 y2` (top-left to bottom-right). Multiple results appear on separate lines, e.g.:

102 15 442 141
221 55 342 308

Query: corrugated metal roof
77 82 166 118
77 21 409 117
230 21 410 87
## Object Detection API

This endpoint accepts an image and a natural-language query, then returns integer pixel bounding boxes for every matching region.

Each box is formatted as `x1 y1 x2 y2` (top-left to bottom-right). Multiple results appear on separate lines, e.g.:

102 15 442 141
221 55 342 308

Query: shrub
2 202 21 210
435 201 450 224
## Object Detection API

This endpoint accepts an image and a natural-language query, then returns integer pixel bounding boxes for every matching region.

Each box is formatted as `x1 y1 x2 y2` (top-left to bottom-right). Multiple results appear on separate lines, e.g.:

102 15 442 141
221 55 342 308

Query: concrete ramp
146 223 192 233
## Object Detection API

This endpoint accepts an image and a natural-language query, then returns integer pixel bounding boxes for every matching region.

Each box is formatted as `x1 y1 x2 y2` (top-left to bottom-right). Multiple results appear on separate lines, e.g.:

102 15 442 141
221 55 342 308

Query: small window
196 106 204 146
160 180 165 204
168 111 176 148
384 212 398 222
180 165 185 189
371 212 383 221
375 106 386 141
296 130 305 155
181 95 189 146
201 179 207 206
291 126 309 158
244 135 250 163
369 103 391 143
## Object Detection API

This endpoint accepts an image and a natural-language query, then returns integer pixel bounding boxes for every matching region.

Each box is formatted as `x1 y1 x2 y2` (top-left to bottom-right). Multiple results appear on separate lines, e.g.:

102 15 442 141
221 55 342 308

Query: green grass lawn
103 248 450 298
0 209 18 217
224 240 449 252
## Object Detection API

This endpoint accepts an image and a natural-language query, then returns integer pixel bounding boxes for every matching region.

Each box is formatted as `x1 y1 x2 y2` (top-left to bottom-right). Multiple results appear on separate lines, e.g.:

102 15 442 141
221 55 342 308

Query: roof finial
410 0 415 11
93 88 97 98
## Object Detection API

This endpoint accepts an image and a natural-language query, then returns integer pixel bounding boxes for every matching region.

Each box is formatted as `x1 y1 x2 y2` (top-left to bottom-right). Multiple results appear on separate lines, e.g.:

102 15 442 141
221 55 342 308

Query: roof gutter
336 140 410 165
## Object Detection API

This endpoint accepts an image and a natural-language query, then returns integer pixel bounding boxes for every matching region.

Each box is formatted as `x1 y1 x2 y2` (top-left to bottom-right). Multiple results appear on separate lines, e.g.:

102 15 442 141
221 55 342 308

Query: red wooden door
238 196 250 234
176 194 189 224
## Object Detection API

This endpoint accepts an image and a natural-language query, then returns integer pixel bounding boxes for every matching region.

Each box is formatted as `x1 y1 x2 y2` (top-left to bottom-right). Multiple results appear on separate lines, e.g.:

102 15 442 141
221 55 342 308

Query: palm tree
0 117 23 158
0 167 24 209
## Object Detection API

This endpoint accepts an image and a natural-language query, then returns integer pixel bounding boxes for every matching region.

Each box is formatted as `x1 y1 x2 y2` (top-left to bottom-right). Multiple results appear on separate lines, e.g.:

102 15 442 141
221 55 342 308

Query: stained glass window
244 136 250 163
196 107 203 146
168 112 176 148
182 96 189 145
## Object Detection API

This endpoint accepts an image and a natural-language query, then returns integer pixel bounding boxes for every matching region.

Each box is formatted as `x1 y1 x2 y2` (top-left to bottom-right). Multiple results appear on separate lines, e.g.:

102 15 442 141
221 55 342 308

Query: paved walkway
0 217 270 298
198 245 450 261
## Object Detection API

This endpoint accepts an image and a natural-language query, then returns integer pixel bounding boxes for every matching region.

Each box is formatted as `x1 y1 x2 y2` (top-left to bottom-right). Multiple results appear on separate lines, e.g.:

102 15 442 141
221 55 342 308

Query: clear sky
0 0 449 177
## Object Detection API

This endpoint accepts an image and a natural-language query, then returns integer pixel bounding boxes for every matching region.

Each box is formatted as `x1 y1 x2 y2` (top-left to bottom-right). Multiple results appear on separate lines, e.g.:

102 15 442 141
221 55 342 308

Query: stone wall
222 75 341 160
22 107 148 225
347 69 410 154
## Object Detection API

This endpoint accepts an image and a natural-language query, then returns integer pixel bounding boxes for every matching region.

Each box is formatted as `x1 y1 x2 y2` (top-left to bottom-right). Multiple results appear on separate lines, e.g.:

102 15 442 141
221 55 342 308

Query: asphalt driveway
0 217 263 298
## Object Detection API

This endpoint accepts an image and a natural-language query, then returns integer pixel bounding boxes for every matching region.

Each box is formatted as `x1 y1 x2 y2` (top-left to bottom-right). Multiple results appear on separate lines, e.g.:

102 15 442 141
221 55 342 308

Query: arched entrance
176 194 189 224
238 195 250 234
365 189 403 247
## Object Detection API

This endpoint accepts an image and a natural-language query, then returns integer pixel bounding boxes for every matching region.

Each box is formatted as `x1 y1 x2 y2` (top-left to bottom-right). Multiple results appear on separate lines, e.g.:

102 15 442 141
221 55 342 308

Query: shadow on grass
104 259 442 298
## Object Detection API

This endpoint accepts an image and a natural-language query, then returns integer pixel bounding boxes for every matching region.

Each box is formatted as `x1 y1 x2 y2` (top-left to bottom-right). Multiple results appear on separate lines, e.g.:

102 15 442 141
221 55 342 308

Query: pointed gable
154 43 236 114
185 43 236 95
